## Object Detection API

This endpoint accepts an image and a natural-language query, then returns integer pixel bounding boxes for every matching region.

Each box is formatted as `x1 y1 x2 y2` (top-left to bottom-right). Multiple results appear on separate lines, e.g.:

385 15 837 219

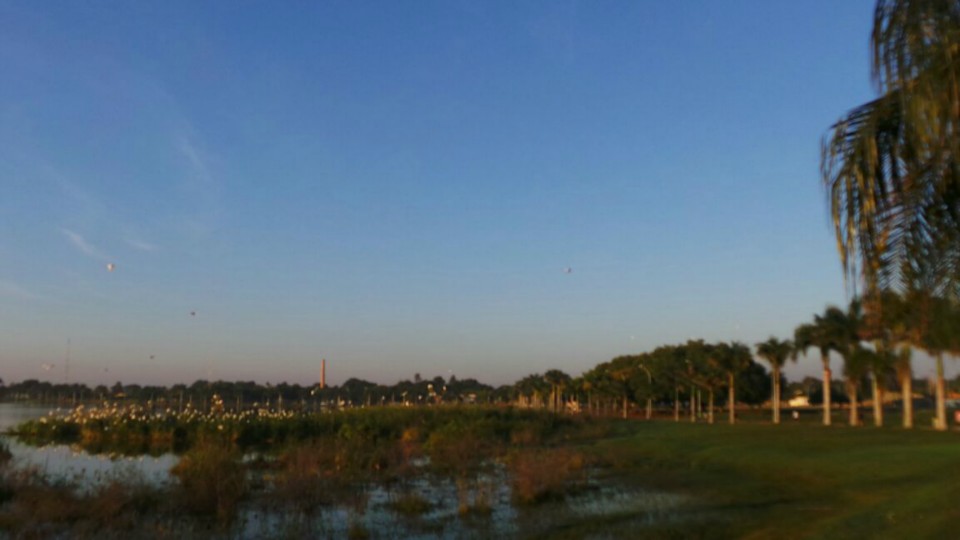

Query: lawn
571 420 960 539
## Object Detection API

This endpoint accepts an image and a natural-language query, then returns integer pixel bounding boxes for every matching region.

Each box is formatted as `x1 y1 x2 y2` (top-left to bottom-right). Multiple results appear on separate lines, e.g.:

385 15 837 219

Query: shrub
425 420 500 476
509 447 586 504
271 442 334 513
169 438 247 523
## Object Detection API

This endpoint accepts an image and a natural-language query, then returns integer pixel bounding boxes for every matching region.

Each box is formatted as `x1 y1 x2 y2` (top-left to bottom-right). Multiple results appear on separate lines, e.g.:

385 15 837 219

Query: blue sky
4 1 947 387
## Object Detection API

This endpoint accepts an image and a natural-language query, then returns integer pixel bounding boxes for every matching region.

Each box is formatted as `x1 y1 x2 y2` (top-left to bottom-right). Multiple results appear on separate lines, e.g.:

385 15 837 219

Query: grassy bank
576 421 960 539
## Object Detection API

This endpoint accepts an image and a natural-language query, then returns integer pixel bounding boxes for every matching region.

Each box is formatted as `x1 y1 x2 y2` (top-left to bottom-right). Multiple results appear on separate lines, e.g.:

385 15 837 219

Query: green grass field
568 420 960 539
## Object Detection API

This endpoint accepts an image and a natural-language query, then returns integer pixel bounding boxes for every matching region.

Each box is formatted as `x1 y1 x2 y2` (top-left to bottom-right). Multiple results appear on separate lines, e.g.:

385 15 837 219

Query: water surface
0 402 176 486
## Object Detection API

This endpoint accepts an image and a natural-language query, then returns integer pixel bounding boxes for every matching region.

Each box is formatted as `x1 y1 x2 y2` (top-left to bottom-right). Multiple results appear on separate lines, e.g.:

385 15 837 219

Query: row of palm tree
512 340 774 424
822 0 960 431
798 291 960 430
510 288 956 430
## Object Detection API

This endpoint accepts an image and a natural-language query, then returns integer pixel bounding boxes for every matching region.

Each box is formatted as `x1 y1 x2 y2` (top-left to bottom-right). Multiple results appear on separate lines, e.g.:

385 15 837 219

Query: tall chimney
320 358 326 389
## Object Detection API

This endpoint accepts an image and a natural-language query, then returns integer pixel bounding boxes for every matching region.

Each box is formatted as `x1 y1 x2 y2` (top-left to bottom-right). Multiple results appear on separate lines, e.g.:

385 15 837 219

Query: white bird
106 263 116 272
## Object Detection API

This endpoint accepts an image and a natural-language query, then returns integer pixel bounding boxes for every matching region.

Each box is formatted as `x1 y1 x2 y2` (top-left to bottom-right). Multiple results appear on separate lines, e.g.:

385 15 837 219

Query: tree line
5 289 958 432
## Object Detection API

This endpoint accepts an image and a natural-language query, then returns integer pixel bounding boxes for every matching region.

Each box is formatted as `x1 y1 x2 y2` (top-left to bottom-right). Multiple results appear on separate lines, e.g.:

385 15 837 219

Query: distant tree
845 347 875 426
807 380 847 406
755 338 795 424
713 341 753 424
795 306 849 426
734 362 773 406
514 373 548 409
543 369 571 414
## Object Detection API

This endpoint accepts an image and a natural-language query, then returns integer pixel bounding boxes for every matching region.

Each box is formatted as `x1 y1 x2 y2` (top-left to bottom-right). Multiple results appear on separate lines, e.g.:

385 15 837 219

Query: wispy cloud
177 135 214 187
125 237 158 252
172 131 223 240
0 279 38 299
60 228 109 260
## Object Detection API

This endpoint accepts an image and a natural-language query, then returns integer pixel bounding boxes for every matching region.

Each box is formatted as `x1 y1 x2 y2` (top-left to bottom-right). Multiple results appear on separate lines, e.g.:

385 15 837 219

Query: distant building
788 395 810 408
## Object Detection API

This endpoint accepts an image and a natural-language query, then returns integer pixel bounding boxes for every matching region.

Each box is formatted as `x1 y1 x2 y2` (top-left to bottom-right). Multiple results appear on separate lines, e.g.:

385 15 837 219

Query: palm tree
864 289 917 428
844 347 875 427
793 315 834 426
755 337 795 424
794 306 852 427
633 356 655 420
893 346 914 428
698 343 728 425
824 1 960 296
543 369 571 414
867 347 895 426
580 371 599 415
514 374 548 409
713 341 752 425
793 323 824 421
684 340 712 423
862 288 934 428
924 295 957 430
824 3 960 428
610 367 633 419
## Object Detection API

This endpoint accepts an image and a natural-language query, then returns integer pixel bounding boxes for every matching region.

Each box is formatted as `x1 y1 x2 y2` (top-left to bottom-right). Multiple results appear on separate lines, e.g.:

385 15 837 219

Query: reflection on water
0 402 176 487
568 481 688 519
241 474 519 539
236 473 689 539
0 402 49 432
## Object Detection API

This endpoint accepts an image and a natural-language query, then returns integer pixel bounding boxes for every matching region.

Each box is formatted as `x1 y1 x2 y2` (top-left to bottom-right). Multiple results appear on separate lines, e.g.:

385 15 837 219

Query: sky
2 1 953 387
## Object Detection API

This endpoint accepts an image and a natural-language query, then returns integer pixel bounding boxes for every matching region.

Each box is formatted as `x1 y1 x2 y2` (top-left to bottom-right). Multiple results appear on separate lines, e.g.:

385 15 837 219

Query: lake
0 402 177 486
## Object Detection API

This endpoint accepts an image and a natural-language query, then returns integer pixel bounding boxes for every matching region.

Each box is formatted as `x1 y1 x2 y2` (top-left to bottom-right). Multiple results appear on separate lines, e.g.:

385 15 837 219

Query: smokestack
320 358 326 389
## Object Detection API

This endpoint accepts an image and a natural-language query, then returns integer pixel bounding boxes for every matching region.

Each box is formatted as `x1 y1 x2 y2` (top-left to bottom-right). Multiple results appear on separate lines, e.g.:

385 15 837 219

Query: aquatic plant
169 438 248 523
508 447 587 505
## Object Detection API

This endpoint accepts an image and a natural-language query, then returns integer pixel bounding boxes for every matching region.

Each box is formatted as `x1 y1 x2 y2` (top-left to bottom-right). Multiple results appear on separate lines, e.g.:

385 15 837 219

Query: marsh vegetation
2 403 959 538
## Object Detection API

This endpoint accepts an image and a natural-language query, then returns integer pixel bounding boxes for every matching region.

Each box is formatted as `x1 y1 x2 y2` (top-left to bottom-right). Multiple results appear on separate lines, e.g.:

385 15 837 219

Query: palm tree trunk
822 354 832 426
935 352 947 431
674 386 680 422
622 395 628 419
902 373 913 429
772 367 781 424
847 379 859 426
646 397 652 420
871 374 883 427
708 389 714 424
690 385 696 423
728 372 736 425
